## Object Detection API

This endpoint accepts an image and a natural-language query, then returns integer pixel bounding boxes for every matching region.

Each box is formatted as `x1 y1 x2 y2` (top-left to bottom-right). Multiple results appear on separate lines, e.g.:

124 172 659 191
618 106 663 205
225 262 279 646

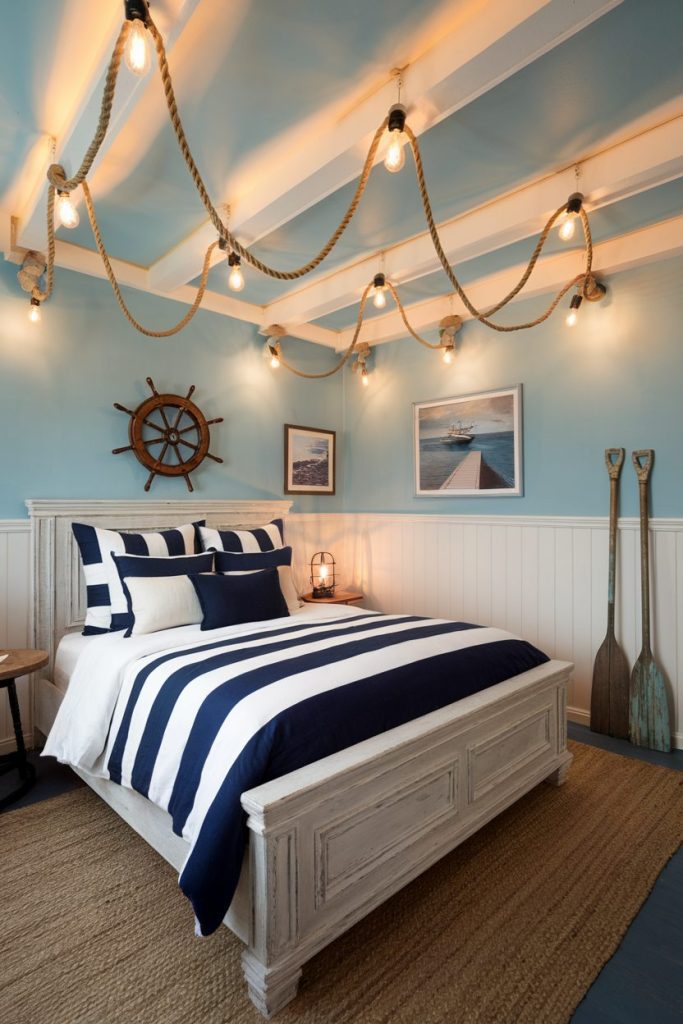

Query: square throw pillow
122 575 204 636
198 518 284 553
112 551 214 633
214 546 301 613
190 567 289 630
72 521 203 634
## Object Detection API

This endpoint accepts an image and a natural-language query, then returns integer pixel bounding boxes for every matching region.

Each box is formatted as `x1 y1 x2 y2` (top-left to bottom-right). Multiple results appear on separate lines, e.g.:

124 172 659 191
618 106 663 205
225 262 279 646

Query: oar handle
632 449 653 483
605 448 624 480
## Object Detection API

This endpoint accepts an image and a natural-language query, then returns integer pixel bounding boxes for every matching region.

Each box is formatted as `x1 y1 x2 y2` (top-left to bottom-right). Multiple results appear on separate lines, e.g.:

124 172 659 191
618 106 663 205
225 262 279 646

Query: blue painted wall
2 253 682 521
0 261 343 519
342 254 683 518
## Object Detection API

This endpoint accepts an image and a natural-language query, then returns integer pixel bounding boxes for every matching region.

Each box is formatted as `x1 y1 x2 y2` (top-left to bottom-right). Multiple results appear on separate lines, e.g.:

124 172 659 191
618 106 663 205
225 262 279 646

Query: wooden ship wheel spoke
113 378 223 492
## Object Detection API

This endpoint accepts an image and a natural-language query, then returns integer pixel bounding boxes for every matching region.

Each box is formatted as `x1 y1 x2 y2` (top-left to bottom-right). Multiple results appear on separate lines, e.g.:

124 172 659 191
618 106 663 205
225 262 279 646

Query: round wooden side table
0 649 48 812
301 590 364 606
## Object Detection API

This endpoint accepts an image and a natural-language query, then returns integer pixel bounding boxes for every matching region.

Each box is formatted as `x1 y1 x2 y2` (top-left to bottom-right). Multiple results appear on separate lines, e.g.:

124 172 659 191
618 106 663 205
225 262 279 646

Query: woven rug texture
1 741 681 1024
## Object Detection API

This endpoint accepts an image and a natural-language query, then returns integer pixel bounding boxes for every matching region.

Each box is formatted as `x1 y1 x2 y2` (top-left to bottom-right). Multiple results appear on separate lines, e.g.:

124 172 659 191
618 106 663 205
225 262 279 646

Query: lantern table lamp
310 551 336 598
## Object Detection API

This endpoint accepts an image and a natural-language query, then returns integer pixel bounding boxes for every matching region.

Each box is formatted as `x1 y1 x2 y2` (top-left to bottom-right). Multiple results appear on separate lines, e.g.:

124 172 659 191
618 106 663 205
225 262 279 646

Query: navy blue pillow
214 546 292 572
190 567 289 631
112 551 214 634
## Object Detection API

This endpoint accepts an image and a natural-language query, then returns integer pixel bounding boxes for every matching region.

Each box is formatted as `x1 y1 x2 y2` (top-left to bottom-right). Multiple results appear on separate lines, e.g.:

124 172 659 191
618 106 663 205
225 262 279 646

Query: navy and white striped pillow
72 521 203 635
198 518 284 553
112 551 214 634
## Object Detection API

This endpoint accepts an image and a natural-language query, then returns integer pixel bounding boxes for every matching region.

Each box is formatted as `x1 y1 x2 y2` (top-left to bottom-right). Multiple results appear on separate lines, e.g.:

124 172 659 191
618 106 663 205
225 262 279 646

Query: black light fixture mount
566 191 584 214
373 272 386 289
387 103 407 133
124 0 150 24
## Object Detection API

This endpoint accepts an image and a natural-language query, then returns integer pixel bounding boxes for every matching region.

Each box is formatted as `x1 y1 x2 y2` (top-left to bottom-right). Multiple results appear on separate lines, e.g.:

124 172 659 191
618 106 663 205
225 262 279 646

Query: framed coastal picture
413 385 523 497
284 424 336 495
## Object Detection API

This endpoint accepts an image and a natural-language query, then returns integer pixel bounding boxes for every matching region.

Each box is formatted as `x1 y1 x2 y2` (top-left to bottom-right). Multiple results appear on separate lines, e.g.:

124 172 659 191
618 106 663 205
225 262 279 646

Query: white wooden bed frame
29 499 573 1018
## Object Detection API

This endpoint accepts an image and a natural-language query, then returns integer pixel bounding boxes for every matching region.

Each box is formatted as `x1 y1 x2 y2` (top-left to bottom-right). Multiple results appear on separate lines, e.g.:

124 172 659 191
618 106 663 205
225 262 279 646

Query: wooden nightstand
301 590 364 606
0 648 49 811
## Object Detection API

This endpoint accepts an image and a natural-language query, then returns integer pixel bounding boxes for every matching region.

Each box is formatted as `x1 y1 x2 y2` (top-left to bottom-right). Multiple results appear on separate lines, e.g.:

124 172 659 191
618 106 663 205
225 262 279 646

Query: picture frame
284 423 336 495
413 385 523 497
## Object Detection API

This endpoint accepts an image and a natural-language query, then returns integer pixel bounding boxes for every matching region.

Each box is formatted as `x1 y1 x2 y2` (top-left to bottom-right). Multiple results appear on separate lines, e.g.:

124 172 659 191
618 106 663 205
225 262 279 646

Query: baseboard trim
568 705 682 750
0 731 32 756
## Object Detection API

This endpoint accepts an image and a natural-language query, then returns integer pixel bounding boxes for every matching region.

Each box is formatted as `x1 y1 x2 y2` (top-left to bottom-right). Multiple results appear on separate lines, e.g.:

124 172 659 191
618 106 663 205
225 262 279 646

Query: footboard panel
241 660 572 1017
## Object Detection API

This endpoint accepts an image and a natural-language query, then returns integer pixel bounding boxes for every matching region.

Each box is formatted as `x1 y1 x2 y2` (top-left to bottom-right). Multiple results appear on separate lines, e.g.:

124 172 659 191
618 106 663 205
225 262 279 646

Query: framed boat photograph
413 385 523 497
284 423 336 495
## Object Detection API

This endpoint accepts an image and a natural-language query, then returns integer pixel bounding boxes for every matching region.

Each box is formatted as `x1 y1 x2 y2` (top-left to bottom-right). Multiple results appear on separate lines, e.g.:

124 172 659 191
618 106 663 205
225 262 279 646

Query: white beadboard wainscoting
1 513 682 750
290 513 683 749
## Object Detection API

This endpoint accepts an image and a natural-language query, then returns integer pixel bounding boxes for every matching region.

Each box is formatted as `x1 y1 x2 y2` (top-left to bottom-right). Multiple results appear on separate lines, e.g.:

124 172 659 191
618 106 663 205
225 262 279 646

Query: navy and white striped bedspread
102 612 548 935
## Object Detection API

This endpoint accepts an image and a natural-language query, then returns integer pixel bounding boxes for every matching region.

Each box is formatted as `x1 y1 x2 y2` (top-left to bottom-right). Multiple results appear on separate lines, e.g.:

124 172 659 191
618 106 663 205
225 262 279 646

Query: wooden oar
591 449 630 738
629 450 671 751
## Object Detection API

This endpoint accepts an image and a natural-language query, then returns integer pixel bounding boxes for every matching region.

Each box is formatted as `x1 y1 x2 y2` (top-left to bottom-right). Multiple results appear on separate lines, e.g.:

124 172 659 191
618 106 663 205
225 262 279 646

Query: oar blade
591 632 630 738
590 635 612 735
630 654 671 752
608 641 630 740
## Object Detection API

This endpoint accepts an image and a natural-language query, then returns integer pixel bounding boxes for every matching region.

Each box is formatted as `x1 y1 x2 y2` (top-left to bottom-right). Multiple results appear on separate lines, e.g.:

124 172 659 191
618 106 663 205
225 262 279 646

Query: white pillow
125 575 203 636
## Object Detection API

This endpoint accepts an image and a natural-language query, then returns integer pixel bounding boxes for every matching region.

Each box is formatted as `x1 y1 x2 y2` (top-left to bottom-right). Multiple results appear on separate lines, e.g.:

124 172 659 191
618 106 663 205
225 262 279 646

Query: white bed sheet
47 603 367 766
54 631 96 693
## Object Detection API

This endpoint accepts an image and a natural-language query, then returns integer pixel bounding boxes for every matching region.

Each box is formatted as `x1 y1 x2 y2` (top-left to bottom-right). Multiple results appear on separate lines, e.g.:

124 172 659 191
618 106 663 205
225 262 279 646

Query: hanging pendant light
384 103 407 173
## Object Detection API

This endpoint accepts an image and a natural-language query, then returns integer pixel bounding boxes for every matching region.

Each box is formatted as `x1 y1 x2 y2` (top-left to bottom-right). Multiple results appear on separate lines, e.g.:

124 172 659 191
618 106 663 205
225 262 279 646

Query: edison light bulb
228 264 244 292
227 253 244 292
125 19 151 76
361 367 370 386
442 346 454 364
373 286 386 309
558 214 576 242
319 564 328 581
270 350 280 369
566 309 578 327
56 192 79 229
384 132 405 173
28 300 41 323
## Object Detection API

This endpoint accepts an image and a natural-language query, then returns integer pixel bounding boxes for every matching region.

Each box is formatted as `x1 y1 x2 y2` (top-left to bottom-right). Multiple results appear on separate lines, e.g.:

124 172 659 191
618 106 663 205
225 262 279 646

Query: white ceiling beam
262 110 683 329
3 234 339 349
335 214 683 347
15 0 203 253
149 0 622 293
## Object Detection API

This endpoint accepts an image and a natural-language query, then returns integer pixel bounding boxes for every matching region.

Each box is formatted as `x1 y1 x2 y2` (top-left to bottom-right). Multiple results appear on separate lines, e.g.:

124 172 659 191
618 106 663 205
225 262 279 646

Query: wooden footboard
37 660 572 1019
239 659 572 1017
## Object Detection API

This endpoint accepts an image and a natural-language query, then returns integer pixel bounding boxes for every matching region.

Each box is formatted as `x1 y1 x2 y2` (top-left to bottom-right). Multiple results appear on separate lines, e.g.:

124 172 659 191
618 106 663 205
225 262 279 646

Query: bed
29 499 573 1018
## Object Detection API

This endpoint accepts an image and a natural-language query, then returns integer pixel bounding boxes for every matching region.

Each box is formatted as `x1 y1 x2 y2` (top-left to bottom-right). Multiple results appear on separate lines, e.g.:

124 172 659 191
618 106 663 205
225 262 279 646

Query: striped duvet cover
45 606 548 935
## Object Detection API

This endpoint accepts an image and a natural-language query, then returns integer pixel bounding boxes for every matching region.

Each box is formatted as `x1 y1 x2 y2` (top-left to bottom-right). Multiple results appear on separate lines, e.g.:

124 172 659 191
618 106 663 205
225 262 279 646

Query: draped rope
32 8 601 349
82 181 217 337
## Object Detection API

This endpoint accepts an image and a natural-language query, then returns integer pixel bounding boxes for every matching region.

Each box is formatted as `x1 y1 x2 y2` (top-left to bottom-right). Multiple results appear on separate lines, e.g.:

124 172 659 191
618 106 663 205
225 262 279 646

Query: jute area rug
1 742 681 1024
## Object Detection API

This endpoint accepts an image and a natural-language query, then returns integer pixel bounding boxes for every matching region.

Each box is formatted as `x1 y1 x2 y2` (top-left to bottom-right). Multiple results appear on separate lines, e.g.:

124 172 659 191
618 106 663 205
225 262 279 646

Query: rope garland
30 7 602 354
277 278 454 379
81 181 217 337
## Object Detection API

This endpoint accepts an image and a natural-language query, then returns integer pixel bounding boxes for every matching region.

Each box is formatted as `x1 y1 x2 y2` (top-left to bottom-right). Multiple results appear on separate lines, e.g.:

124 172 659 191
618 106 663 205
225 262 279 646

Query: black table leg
0 678 36 811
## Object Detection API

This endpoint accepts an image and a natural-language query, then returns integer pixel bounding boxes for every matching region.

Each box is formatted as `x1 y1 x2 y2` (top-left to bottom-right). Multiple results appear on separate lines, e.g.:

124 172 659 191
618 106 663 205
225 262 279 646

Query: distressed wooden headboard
26 499 292 675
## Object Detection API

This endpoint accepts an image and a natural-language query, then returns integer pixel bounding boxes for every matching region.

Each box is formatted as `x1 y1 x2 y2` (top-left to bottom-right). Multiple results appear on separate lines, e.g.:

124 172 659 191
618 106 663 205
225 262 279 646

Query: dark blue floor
2 733 682 1023
568 724 683 1024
